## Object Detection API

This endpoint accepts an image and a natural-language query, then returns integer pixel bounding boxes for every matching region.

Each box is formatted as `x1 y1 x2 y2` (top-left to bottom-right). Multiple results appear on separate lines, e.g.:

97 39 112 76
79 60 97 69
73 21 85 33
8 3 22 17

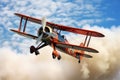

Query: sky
0 0 120 80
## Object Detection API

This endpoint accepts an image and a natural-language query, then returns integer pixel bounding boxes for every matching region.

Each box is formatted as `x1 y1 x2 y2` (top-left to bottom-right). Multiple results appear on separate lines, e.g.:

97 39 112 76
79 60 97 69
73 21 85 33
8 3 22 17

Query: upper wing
15 13 104 37
53 41 99 53
47 22 104 37
11 29 38 40
15 13 42 24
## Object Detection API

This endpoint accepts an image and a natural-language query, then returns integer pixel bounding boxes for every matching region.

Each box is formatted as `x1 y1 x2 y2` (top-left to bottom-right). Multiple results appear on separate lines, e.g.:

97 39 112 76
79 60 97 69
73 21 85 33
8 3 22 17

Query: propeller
36 33 43 44
36 17 56 44
42 17 46 32
36 17 46 44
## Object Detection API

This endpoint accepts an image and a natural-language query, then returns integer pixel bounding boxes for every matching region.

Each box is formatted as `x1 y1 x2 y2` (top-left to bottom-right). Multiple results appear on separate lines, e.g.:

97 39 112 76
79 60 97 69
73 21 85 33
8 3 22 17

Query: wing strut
83 32 92 47
87 33 92 47
23 18 28 32
18 16 23 31
83 32 89 46
11 13 38 40
18 16 28 32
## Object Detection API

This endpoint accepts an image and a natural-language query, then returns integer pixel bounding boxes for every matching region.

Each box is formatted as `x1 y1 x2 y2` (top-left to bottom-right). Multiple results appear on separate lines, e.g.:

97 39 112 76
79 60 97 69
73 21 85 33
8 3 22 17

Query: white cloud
0 27 4 35
0 47 72 80
106 17 115 21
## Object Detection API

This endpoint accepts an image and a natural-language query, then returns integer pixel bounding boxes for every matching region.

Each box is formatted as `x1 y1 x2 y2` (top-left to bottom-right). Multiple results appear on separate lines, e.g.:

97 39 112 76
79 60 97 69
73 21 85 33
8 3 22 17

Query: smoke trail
0 25 120 80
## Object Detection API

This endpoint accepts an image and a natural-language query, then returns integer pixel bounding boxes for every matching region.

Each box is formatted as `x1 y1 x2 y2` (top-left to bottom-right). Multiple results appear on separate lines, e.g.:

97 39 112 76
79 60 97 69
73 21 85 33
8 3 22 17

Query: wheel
78 60 80 63
52 53 56 59
30 46 36 53
76 53 80 59
35 50 40 55
57 55 61 60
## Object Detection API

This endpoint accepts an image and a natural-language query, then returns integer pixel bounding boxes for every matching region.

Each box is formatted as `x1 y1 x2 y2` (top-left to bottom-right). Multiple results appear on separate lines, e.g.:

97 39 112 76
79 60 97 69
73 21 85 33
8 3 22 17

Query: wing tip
14 13 20 16
94 50 99 53
99 33 105 37
87 47 99 53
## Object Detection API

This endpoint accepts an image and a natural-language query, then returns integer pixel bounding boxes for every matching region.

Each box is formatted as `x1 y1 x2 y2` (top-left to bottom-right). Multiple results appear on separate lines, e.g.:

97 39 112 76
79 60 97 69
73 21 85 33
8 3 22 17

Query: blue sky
0 0 120 51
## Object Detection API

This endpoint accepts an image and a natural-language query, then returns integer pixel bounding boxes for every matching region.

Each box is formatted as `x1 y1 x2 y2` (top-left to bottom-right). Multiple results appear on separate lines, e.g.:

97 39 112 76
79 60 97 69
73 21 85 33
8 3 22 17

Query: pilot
61 35 65 39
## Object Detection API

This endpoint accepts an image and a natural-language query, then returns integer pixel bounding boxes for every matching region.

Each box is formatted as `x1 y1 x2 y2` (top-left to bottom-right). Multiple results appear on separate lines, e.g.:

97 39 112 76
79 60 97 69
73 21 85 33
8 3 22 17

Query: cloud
106 17 115 21
0 25 120 80
0 47 66 80
0 27 4 35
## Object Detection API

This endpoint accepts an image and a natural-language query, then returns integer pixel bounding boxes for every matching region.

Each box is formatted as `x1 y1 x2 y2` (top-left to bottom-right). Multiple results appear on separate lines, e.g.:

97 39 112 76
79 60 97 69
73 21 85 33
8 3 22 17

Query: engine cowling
37 26 52 39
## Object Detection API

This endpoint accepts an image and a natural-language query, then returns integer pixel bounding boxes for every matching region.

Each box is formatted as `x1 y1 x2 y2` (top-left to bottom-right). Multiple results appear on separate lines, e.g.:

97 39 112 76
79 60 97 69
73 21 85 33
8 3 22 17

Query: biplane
11 13 105 63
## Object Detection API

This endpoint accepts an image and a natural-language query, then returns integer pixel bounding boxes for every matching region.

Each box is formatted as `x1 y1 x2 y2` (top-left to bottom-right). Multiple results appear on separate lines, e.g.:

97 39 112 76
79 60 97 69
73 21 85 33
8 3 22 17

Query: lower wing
53 41 99 53
10 29 38 40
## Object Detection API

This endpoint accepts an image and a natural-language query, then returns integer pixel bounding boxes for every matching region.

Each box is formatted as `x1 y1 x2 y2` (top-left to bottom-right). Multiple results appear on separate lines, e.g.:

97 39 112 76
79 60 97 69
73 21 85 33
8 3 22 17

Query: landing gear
52 53 61 60
30 46 36 53
30 42 47 55
30 45 40 55
35 50 40 55
57 55 61 60
51 43 61 60
52 53 56 59
78 60 81 63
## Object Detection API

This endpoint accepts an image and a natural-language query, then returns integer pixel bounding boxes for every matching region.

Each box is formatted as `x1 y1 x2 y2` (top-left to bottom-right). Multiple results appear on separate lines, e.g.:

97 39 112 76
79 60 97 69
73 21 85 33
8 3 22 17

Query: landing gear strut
51 43 61 60
52 53 61 60
30 42 47 55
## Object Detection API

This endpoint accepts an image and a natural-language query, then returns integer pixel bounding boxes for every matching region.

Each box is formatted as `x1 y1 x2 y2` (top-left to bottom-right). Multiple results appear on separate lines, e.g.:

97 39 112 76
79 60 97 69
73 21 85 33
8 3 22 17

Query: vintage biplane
11 13 105 63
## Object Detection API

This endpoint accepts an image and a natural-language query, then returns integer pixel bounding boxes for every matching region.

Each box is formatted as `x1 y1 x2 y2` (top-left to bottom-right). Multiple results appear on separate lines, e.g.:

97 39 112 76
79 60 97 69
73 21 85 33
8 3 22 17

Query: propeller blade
42 17 46 32
36 33 43 44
